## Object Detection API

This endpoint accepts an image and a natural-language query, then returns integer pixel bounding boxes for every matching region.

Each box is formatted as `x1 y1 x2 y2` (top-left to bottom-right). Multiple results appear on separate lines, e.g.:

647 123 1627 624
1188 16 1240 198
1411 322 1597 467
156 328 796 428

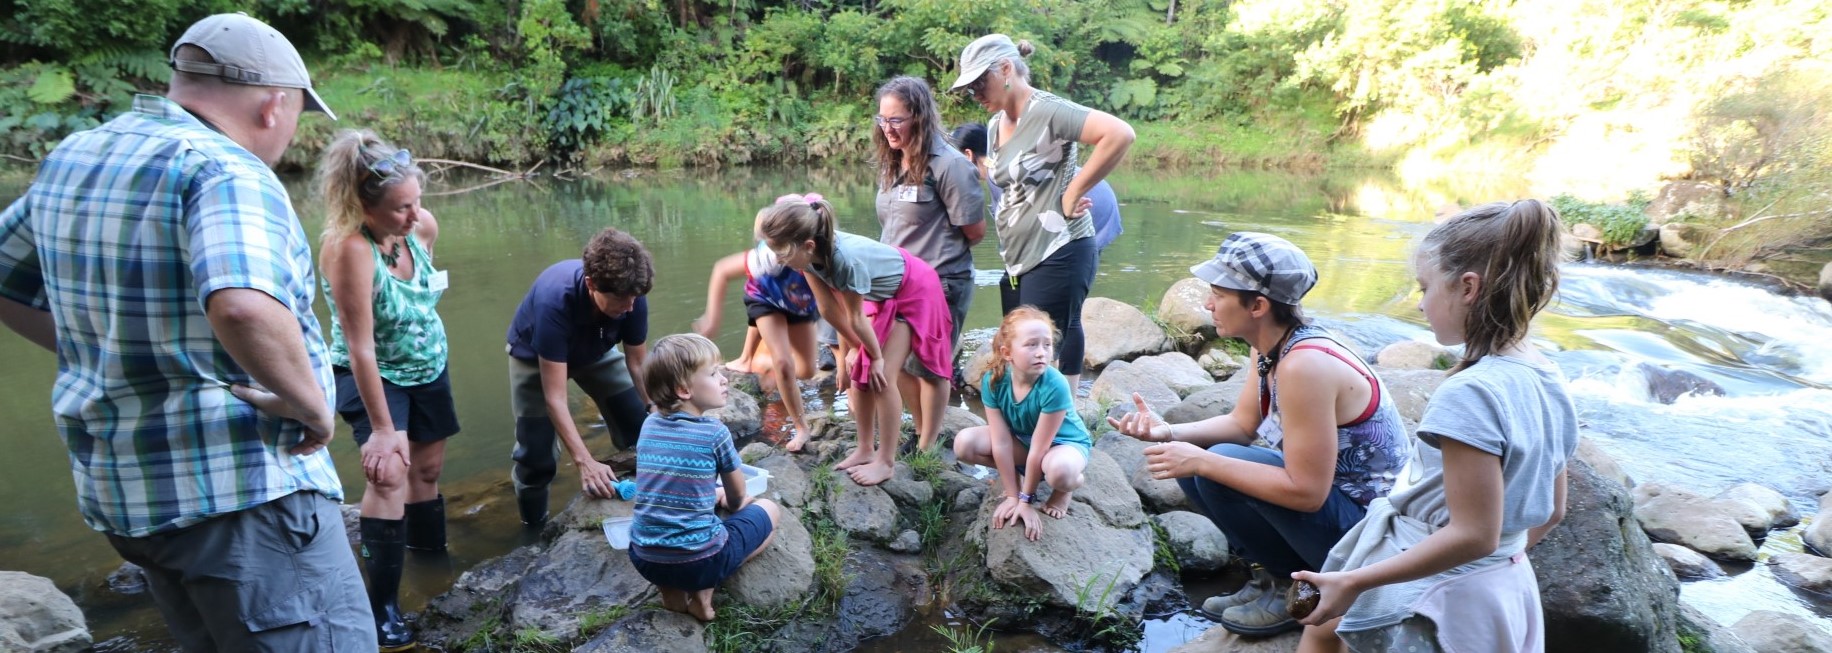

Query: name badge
896 185 920 202
427 269 450 292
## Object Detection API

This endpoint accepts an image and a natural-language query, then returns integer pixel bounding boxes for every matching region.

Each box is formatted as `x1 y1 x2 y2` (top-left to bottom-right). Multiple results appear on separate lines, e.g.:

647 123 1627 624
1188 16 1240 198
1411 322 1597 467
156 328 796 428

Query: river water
1 164 1828 650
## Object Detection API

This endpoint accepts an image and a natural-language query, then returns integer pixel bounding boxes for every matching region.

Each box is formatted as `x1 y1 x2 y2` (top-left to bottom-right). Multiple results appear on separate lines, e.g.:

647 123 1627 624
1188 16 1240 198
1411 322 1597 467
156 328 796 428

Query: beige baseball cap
949 34 1022 91
169 13 335 120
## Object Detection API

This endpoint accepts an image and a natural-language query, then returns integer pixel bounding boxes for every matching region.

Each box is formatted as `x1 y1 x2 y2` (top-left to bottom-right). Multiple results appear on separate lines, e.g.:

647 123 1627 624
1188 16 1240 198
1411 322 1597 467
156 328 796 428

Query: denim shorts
627 504 773 591
333 366 461 444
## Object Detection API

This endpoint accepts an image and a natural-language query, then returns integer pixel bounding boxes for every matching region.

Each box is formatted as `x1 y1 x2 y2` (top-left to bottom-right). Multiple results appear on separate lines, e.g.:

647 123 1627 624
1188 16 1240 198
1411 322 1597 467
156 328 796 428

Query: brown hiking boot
1220 574 1301 637
1200 564 1273 620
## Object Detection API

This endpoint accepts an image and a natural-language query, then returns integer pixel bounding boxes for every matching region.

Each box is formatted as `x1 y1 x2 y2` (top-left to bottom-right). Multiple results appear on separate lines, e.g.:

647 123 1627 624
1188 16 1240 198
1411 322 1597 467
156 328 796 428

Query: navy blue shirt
506 260 648 369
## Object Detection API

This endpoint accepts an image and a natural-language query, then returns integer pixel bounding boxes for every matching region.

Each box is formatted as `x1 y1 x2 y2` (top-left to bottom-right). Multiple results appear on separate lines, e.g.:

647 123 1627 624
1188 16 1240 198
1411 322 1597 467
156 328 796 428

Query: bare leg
360 445 408 519
914 376 948 451
1297 619 1347 653
1038 446 1087 519
726 326 763 373
406 440 446 504
687 588 716 622
848 322 913 486
659 587 690 615
951 426 994 467
758 315 812 452
900 371 925 447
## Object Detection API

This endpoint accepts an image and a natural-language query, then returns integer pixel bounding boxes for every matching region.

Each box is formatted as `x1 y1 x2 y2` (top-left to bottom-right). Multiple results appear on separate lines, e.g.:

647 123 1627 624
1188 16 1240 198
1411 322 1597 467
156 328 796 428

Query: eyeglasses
873 115 911 130
964 71 992 98
367 148 413 178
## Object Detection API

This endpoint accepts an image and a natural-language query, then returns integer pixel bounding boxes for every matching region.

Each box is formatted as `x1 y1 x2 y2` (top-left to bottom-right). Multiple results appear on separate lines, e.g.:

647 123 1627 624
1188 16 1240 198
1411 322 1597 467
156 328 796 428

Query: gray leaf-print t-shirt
986 90 1096 277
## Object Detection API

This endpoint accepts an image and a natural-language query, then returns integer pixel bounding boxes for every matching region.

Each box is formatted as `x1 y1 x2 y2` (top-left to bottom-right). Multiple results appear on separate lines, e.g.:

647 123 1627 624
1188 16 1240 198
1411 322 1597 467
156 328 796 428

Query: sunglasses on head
367 148 413 178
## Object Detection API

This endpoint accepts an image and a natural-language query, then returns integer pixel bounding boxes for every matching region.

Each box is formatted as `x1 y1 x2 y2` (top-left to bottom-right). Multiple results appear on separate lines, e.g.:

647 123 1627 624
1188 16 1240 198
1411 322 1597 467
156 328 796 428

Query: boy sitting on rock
626 333 782 621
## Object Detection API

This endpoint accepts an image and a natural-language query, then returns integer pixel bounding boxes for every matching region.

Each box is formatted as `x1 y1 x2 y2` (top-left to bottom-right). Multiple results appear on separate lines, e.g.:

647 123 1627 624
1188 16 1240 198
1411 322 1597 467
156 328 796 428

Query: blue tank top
1255 324 1411 507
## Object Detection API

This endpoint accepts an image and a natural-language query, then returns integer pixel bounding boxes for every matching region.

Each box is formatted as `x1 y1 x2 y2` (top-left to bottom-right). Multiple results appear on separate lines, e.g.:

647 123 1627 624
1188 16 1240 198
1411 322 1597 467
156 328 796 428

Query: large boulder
1375 340 1454 370
937 406 987 444
1652 543 1722 580
726 509 815 609
1371 367 1445 424
1068 449 1148 529
1575 438 1634 489
1157 278 1216 340
749 451 810 508
1533 459 1682 653
960 339 997 398
1819 262 1832 302
574 609 708 653
1675 603 1757 653
1090 360 1180 416
508 529 656 639
1095 432 1190 513
1196 349 1243 381
976 487 1154 611
1080 297 1174 370
833 478 898 542
1772 552 1832 595
706 388 762 440
1626 362 1725 404
1732 610 1832 653
1164 377 1245 425
880 462 934 508
1657 222 1716 259
1152 511 1229 573
417 545 543 648
1126 352 1217 397
1647 181 1726 225
1633 483 1758 561
765 548 928 653
0 571 89 653
1714 482 1798 531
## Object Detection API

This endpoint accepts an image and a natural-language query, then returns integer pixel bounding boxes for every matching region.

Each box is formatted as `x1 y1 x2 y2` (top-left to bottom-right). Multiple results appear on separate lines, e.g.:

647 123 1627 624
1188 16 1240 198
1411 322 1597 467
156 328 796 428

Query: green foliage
516 0 591 101
1550 193 1652 248
704 602 797 653
576 603 630 638
1217 337 1251 359
508 627 565 653
931 618 998 653
544 76 634 156
1069 570 1143 649
1148 518 1180 575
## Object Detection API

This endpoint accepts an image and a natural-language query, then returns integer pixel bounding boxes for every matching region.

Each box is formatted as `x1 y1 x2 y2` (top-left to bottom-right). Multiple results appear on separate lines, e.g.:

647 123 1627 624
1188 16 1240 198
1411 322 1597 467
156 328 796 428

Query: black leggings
1000 236 1098 376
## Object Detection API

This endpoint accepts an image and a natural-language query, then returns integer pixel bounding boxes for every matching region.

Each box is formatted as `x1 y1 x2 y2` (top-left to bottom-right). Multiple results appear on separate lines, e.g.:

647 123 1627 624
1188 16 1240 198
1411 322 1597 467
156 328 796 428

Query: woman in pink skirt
758 193 953 486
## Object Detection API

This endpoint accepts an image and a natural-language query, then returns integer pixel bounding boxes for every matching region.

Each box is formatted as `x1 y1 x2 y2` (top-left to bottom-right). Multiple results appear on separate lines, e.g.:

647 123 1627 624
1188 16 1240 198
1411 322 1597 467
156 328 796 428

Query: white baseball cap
170 13 336 120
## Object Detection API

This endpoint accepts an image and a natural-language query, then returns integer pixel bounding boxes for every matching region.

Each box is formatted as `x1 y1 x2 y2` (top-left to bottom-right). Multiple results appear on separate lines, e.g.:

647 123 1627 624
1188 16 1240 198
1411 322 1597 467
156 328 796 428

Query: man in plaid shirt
0 14 375 650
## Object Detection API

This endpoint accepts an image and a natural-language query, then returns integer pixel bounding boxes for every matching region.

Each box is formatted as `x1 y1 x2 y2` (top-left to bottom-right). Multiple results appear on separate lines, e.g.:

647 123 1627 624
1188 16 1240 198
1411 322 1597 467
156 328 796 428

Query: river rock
1732 610 1832 653
1715 482 1797 530
0 571 89 653
1648 181 1726 225
977 487 1155 611
1675 602 1758 653
508 529 656 639
750 451 810 508
1772 551 1832 595
1809 508 1832 556
1074 396 1104 432
1080 297 1174 370
1571 222 1605 243
1372 367 1446 424
1164 377 1245 425
574 608 707 653
957 327 995 369
1090 360 1180 416
937 406 987 444
1152 511 1229 573
888 530 922 554
880 462 934 508
105 562 146 595
1157 278 1216 340
1095 432 1190 514
1657 222 1716 258
1575 438 1634 489
1068 448 1148 529
1166 624 1301 652
1819 262 1832 302
1196 349 1243 381
1632 483 1758 560
1375 340 1454 370
1533 459 1682 653
833 478 898 542
1652 543 1722 580
726 509 815 609
1127 352 1216 397
544 490 632 542
1628 362 1725 404
934 467 980 508
706 388 762 440
417 544 543 648
769 548 927 653
961 339 997 398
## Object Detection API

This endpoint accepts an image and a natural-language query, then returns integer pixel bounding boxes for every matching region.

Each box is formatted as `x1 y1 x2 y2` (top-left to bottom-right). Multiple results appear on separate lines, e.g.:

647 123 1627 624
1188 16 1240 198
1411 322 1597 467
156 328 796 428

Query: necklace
363 226 402 269
1255 324 1300 379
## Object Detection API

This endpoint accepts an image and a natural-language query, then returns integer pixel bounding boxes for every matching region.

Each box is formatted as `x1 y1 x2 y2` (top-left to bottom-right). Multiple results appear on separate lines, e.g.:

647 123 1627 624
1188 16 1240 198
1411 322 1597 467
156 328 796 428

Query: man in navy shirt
506 228 653 527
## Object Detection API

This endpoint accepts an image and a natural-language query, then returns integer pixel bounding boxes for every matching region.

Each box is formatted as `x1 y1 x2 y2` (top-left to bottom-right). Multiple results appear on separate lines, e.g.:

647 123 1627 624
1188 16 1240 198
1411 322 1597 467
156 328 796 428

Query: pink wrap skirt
853 248 955 387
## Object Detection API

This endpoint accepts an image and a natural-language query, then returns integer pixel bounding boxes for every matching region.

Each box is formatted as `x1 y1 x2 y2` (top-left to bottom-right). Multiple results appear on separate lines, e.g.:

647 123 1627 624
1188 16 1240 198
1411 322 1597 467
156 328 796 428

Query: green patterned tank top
327 233 448 386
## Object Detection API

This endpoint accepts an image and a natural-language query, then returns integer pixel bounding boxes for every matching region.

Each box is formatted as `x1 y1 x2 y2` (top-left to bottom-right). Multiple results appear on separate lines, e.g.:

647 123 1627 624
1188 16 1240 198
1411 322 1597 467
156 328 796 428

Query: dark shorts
627 504 774 591
333 366 461 445
745 296 819 327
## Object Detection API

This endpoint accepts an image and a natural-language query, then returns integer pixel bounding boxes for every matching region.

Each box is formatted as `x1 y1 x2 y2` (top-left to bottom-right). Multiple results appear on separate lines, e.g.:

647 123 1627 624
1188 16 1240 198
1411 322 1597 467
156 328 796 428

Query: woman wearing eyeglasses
870 75 985 452
317 130 457 651
950 34 1135 390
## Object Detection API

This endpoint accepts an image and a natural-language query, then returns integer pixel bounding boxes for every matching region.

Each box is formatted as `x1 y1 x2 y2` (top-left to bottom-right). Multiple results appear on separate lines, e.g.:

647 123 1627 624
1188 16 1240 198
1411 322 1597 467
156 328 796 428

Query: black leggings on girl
1000 235 1097 376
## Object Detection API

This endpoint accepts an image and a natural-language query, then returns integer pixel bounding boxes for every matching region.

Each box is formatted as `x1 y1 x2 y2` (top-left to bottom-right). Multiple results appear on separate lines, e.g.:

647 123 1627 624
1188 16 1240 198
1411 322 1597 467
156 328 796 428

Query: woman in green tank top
317 130 458 652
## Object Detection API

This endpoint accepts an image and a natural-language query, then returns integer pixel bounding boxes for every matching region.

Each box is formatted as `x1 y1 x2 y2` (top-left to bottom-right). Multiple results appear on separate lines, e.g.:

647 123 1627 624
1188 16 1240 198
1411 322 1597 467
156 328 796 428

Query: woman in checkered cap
1110 232 1411 637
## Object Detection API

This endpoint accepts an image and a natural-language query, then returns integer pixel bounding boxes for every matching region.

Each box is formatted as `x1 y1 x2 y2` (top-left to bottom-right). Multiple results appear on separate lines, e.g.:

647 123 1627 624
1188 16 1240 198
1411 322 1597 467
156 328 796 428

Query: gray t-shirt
985 90 1096 277
876 139 985 279
813 232 905 301
1394 355 1580 532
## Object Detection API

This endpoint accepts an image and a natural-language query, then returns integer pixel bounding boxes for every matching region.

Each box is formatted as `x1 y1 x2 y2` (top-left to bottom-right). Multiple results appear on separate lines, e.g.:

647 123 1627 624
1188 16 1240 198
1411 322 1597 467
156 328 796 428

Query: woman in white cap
1109 232 1411 637
950 34 1134 390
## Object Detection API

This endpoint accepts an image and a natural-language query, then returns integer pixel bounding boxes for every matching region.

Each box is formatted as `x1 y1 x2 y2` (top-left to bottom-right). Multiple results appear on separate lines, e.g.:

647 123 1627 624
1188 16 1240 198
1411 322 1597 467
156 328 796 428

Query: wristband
1018 492 1035 504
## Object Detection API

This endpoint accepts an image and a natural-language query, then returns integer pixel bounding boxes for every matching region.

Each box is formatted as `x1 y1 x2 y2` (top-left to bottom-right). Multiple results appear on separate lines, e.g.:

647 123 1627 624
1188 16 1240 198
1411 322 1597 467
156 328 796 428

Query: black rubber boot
359 517 416 652
516 487 549 528
403 495 447 552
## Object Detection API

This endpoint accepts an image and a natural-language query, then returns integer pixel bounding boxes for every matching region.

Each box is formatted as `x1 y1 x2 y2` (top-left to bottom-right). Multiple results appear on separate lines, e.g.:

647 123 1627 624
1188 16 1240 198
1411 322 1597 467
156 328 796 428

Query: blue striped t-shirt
630 412 739 563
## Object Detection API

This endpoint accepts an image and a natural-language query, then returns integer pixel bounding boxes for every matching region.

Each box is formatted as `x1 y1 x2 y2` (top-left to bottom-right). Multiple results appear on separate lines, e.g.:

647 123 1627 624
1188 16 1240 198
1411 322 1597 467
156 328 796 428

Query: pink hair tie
775 192 825 206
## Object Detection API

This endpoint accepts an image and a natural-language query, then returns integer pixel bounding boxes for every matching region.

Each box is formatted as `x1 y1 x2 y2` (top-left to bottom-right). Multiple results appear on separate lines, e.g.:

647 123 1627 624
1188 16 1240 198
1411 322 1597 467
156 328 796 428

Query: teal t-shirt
980 366 1092 454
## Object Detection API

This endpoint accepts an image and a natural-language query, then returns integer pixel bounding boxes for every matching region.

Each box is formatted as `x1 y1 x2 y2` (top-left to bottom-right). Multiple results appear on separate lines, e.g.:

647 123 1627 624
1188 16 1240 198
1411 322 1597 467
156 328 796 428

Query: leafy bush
1549 193 1652 248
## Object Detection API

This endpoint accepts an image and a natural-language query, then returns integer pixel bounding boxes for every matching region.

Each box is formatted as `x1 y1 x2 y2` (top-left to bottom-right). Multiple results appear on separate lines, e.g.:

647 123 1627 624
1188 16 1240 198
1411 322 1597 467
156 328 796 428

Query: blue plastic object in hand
614 479 637 501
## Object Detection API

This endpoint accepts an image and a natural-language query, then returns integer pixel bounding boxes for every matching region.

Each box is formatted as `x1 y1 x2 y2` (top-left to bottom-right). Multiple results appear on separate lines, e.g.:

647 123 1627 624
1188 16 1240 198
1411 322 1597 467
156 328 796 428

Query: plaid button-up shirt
0 95 342 537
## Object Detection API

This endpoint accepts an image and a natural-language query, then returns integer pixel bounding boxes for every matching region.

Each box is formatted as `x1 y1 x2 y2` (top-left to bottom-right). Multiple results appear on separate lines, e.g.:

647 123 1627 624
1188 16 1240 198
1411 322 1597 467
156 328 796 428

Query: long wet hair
988 306 1057 386
758 194 840 268
873 76 950 189
1419 199 1566 374
317 129 423 248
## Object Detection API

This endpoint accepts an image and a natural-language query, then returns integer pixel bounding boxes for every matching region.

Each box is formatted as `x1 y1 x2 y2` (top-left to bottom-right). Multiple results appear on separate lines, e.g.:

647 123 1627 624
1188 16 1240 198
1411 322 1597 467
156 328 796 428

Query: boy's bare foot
835 447 874 470
784 427 811 453
660 588 689 615
688 589 717 622
847 460 894 486
1041 490 1073 519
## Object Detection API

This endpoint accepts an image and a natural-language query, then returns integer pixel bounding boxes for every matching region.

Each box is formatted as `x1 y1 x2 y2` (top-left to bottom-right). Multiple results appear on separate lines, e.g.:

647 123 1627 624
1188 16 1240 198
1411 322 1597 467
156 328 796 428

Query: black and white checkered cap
1189 232 1318 305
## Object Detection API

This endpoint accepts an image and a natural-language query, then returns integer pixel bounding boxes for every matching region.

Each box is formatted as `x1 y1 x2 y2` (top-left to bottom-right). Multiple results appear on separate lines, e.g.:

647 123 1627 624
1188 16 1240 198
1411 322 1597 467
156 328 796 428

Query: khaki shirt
985 90 1095 276
875 138 985 278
